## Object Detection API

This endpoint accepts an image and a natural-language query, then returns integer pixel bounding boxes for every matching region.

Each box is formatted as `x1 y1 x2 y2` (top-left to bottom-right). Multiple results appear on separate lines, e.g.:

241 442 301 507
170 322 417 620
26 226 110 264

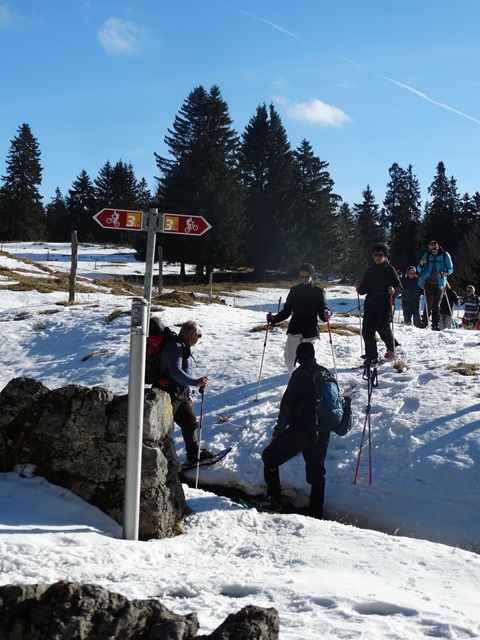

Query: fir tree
154 85 244 278
46 188 70 241
382 163 422 272
292 139 341 276
353 185 383 271
67 170 98 242
0 123 45 241
240 103 299 277
336 202 359 281
423 161 461 252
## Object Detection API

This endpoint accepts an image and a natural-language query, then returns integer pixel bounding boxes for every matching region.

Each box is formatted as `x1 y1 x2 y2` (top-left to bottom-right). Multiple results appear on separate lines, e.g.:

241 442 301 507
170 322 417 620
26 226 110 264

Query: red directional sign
163 214 212 236
93 208 143 231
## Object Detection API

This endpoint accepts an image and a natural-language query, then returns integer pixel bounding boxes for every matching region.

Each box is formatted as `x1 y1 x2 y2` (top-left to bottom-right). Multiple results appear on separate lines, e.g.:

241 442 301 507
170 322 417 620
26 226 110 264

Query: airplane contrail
333 52 480 126
235 8 307 44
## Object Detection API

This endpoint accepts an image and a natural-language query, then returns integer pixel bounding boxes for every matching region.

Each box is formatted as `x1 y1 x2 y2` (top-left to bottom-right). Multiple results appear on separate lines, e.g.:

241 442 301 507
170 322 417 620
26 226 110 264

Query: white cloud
98 18 146 55
284 98 351 127
0 4 16 28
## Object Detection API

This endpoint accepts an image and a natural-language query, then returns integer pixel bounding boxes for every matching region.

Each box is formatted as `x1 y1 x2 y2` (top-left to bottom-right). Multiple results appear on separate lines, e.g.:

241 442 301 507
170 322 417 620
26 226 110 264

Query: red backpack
145 318 175 385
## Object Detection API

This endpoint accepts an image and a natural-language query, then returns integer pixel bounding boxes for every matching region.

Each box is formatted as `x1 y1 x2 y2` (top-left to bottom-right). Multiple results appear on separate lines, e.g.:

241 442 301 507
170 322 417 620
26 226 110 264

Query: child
458 285 480 329
401 266 422 327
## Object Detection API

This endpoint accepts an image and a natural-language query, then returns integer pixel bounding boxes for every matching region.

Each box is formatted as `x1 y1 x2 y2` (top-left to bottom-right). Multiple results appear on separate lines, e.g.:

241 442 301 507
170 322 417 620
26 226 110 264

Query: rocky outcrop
0 377 189 539
0 582 279 639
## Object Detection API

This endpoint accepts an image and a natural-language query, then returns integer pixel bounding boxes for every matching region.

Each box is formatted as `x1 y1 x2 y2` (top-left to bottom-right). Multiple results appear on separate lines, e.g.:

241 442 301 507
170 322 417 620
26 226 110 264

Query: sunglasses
429 247 438 252
194 332 202 338
299 274 311 279
408 271 416 274
373 252 384 257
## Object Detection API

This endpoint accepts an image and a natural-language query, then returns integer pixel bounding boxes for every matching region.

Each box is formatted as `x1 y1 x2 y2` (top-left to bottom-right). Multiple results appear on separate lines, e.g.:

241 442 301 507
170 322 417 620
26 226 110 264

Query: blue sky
1 1 479 209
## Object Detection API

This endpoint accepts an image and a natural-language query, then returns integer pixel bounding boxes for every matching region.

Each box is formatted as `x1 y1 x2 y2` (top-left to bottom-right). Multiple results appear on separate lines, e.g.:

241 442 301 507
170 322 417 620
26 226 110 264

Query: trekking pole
357 291 363 355
354 363 378 484
254 322 270 402
195 386 206 489
443 288 455 329
389 293 396 357
326 317 338 380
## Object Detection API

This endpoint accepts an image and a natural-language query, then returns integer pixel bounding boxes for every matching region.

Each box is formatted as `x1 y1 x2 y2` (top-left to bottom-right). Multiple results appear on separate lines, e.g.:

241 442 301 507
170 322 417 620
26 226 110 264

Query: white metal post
123 297 148 541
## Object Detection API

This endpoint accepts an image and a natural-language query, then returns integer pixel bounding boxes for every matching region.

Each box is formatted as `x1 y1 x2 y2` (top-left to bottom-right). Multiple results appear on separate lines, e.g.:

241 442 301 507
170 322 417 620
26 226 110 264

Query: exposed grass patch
250 320 360 336
447 362 479 376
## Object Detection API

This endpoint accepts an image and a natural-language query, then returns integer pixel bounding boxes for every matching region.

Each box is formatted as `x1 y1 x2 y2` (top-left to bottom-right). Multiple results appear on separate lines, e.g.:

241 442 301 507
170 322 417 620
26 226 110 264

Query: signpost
93 207 212 540
93 208 143 231
163 213 211 236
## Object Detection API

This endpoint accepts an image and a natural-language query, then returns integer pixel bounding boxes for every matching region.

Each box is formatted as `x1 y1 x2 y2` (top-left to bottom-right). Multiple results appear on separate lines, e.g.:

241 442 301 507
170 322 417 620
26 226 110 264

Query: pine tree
46 188 70 241
0 123 45 241
423 162 461 252
353 185 383 271
336 202 359 281
240 103 299 277
67 170 98 242
154 85 244 278
382 163 422 272
292 139 341 276
94 160 144 244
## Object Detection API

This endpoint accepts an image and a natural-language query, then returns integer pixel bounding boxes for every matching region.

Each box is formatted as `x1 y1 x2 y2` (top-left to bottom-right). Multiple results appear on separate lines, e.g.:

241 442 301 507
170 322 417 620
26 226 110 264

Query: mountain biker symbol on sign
163 214 212 236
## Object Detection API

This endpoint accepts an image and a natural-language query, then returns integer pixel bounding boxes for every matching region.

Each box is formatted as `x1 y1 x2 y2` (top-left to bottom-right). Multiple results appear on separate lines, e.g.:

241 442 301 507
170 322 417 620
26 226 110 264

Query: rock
0 378 189 539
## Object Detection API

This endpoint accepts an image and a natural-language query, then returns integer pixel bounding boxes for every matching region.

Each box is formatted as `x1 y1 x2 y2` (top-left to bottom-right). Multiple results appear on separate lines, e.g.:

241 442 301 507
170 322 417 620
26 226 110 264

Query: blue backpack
307 365 354 436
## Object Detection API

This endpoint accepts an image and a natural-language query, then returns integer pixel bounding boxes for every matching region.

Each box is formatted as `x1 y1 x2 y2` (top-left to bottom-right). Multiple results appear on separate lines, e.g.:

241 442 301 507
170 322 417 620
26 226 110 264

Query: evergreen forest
0 85 479 288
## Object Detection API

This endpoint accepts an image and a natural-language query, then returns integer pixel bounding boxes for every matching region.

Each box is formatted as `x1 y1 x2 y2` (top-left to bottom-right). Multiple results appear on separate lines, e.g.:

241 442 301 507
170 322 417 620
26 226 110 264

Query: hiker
261 342 333 519
355 243 402 364
439 281 459 330
266 262 331 374
417 240 454 331
458 285 480 329
401 266 422 327
153 320 214 465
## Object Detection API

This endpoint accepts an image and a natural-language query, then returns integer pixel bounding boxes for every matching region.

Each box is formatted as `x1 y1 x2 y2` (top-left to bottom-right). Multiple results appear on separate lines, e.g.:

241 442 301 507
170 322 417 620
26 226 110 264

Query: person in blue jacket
417 241 454 331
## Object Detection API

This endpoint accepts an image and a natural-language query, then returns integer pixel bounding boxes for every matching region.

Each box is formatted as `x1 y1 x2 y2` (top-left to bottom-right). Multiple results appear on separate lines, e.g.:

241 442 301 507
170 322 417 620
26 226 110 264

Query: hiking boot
187 448 216 465
384 351 396 360
249 495 283 512
432 326 440 331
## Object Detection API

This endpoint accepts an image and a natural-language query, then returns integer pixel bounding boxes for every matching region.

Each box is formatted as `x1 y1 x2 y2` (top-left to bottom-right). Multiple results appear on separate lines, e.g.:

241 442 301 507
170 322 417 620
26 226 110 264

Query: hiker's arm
163 342 200 388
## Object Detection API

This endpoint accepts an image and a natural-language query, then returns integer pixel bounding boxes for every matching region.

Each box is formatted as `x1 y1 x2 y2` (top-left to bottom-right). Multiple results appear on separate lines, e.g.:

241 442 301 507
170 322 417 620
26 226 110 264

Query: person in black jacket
401 266 422 327
355 243 402 364
439 281 459 330
267 262 331 373
261 342 331 518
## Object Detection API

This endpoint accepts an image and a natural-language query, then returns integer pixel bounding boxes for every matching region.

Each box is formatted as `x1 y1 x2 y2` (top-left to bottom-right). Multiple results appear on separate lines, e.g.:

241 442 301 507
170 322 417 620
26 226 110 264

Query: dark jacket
274 357 318 434
358 261 402 312
156 336 193 392
440 288 459 316
401 275 422 303
272 283 330 338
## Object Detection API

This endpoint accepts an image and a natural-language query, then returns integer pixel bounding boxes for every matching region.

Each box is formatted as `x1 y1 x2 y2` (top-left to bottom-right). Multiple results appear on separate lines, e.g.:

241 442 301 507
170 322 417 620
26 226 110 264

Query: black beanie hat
299 262 315 277
295 342 315 364
373 243 389 257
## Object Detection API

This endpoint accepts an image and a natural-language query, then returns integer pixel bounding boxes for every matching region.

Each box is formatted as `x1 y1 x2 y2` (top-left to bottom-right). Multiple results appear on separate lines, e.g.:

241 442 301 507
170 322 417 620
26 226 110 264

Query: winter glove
266 312 274 324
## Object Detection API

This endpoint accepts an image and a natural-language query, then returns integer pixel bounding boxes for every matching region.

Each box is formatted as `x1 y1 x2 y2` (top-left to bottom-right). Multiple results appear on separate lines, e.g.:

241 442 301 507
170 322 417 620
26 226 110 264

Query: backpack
144 318 176 385
311 366 354 436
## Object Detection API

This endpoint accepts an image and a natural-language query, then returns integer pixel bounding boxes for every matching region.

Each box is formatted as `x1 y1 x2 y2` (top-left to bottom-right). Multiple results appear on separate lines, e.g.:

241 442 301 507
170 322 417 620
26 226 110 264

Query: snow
1 241 479 639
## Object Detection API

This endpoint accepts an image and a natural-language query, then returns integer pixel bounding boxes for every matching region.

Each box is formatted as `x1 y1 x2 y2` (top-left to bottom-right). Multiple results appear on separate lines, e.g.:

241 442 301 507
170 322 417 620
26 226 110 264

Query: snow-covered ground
1 242 479 639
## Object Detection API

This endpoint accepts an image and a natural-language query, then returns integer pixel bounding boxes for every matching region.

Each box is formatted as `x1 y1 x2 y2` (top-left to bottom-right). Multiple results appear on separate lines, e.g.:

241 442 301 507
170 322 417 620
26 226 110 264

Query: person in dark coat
401 266 422 327
355 243 402 364
261 342 331 519
439 281 459 330
267 262 331 373
154 320 213 465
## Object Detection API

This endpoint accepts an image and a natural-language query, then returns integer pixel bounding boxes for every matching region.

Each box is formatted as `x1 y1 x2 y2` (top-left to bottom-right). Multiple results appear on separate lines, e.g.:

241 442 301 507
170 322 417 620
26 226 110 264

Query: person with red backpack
151 319 214 465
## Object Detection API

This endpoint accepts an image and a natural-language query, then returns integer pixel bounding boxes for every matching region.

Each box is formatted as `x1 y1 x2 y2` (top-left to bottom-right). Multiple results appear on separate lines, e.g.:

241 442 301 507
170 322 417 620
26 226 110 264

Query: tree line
0 84 479 288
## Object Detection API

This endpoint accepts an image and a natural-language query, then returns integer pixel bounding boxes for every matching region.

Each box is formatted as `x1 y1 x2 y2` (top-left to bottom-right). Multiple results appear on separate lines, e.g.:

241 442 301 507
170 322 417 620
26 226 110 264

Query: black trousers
169 388 199 461
262 426 330 513
423 283 443 329
362 308 396 360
